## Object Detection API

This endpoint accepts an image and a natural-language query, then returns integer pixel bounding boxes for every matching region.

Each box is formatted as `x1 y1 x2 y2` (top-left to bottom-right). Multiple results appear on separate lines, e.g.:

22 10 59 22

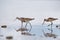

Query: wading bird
42 17 58 36
16 17 34 32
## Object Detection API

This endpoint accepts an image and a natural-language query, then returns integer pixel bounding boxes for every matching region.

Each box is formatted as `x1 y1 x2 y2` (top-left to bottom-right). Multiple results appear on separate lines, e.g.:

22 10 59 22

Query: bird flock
0 17 60 38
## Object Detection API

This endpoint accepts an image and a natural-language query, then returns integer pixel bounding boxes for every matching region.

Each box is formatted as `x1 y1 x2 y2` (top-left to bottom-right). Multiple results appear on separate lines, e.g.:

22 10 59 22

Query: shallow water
0 25 60 36
0 25 60 40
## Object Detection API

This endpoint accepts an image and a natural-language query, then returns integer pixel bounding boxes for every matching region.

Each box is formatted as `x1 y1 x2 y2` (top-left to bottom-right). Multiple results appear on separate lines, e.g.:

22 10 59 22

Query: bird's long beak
42 21 45 25
32 18 35 20
56 18 58 20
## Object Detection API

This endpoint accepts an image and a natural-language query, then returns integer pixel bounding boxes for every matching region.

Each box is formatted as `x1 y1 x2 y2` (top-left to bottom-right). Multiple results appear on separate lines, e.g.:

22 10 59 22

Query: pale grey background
0 0 60 25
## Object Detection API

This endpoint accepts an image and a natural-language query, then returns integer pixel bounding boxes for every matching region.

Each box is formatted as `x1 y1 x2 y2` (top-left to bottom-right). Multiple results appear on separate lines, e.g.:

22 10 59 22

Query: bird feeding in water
42 17 58 37
15 17 35 32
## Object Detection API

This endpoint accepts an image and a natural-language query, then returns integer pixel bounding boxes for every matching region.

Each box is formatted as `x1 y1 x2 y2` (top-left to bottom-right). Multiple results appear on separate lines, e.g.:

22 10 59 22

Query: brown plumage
16 17 34 32
42 17 58 36
16 17 34 22
42 17 58 25
44 17 58 22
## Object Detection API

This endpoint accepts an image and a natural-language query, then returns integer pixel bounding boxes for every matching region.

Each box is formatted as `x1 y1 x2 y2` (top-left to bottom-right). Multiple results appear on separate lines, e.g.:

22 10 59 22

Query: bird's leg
50 22 53 35
48 22 53 26
25 22 28 28
42 21 45 25
21 22 23 28
16 22 23 32
28 22 32 32
48 24 51 26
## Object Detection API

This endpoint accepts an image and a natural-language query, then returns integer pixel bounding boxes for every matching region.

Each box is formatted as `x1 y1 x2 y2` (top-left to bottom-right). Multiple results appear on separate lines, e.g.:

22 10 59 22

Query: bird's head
14 17 19 21
44 19 47 21
16 17 19 19
42 19 46 25
32 18 35 20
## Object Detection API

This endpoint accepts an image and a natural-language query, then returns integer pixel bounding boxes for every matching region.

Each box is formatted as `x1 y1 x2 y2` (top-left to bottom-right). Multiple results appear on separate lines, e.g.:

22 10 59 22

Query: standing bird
42 17 58 35
16 17 34 32
42 17 58 25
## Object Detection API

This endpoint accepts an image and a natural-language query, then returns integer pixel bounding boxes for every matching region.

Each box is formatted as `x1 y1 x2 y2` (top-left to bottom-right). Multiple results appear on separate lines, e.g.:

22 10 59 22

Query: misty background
0 0 60 25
